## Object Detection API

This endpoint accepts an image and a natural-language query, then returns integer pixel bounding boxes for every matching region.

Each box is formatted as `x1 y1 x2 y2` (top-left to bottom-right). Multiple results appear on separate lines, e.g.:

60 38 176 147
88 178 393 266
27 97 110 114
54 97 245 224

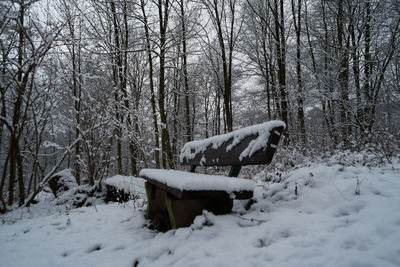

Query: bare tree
291 0 306 145
156 0 175 168
140 0 161 168
201 0 242 132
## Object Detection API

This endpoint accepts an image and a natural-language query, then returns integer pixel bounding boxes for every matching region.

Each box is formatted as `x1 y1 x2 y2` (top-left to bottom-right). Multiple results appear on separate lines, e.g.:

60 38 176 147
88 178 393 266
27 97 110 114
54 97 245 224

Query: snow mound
50 169 77 191
104 175 145 197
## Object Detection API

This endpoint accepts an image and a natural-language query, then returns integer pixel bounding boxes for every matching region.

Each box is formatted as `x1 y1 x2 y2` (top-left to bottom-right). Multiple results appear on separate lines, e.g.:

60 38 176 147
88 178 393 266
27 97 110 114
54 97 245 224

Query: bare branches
24 137 82 207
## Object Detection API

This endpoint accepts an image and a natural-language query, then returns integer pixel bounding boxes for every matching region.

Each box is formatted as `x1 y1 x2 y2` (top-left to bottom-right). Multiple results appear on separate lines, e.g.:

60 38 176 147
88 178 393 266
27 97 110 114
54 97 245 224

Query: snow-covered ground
1 157 400 267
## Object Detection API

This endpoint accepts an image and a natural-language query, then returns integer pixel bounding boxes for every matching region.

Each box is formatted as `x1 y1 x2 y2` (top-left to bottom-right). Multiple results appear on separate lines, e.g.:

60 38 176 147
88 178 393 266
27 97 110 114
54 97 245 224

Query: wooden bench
139 121 285 230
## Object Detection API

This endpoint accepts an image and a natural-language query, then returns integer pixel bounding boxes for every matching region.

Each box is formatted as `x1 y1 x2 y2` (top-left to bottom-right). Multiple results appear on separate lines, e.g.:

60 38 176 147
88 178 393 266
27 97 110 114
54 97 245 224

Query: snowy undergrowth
1 156 400 267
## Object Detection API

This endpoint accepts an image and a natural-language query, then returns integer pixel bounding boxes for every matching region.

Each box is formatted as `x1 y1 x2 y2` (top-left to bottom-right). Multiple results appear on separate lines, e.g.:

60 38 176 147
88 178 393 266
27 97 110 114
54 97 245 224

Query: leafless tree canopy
0 0 399 211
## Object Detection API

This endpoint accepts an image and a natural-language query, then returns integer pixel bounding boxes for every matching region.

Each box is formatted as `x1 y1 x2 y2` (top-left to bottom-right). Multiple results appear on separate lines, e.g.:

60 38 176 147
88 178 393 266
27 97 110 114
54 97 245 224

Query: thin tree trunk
16 144 25 206
69 16 81 185
261 43 271 120
350 11 361 132
0 53 6 156
158 0 174 169
0 154 9 212
172 46 180 161
209 0 234 132
291 0 306 145
180 0 192 142
337 0 350 146
216 89 221 135
274 0 288 138
122 0 138 176
111 0 135 174
279 0 288 130
8 2 26 205
321 0 336 145
141 0 160 168
191 93 196 136
363 0 371 135
270 64 280 119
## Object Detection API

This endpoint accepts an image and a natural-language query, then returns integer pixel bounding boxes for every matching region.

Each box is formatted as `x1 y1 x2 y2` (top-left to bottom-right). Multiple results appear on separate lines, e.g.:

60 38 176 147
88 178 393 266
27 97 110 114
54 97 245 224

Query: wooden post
228 165 241 177
165 196 177 229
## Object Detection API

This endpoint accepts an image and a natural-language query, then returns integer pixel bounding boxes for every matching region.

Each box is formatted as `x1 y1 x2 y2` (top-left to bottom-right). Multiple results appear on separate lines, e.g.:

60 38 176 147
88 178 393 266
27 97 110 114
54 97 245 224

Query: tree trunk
363 0 371 135
321 0 336 145
274 0 288 140
180 0 192 142
16 144 25 206
291 0 306 145
0 154 9 212
206 0 235 132
350 10 362 133
141 0 160 168
69 15 81 185
158 0 175 169
8 2 25 205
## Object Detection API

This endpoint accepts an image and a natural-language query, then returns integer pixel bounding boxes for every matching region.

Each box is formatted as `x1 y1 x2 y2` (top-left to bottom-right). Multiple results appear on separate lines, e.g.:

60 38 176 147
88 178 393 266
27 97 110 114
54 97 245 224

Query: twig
231 212 267 223
332 181 351 201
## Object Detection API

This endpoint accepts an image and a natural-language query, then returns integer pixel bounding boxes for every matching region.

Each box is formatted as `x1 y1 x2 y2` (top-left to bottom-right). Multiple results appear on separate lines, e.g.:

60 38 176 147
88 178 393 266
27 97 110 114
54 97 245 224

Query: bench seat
141 169 255 230
140 169 255 199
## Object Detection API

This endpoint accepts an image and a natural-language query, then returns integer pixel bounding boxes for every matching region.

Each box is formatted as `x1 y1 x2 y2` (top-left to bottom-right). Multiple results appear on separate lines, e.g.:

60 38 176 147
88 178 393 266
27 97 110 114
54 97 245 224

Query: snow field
1 160 399 267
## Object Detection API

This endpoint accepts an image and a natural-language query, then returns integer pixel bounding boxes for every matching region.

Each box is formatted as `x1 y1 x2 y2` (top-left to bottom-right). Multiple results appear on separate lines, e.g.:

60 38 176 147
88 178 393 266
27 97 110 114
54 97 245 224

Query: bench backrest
180 121 285 169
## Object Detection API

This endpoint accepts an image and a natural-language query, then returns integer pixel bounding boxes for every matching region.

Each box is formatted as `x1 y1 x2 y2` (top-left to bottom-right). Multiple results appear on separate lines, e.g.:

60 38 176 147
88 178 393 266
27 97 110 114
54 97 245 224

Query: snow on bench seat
139 169 255 199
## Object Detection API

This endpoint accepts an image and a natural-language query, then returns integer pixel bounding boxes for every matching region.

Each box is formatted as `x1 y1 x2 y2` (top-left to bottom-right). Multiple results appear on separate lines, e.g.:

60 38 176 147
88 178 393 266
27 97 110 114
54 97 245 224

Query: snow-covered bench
140 121 286 230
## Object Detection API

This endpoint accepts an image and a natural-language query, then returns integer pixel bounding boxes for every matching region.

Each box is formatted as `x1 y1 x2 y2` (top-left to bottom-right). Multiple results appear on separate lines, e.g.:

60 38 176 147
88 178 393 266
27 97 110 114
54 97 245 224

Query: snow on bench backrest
180 121 285 167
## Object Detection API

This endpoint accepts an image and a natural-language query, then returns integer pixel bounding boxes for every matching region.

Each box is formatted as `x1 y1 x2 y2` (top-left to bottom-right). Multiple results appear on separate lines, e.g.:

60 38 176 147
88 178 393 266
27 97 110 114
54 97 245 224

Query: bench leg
144 182 152 219
145 183 171 230
165 196 177 229
164 195 233 229
146 182 234 230
145 182 164 219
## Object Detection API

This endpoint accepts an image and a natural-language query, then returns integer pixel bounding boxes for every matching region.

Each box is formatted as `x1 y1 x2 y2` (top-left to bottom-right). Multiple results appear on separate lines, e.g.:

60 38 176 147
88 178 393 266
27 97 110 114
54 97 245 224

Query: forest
0 0 399 212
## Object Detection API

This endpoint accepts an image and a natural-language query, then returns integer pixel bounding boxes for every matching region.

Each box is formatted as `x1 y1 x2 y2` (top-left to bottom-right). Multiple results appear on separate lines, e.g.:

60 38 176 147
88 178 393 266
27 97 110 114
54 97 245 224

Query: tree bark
0 153 9 212
141 0 160 168
158 0 175 169
363 0 371 134
204 0 236 132
337 0 350 146
180 0 192 142
68 13 81 185
291 0 306 145
273 0 288 139
8 2 25 205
